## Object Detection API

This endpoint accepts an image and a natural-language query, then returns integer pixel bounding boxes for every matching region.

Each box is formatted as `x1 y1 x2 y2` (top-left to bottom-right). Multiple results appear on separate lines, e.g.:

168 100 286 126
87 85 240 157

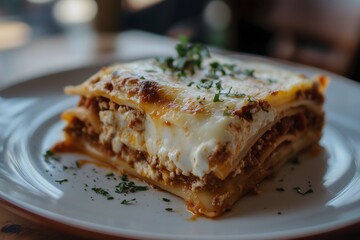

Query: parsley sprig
156 36 210 77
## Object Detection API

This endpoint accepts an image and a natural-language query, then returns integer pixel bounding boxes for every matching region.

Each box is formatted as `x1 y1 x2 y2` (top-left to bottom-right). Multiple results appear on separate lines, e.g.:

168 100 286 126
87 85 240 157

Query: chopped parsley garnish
293 187 313 196
207 61 237 79
115 175 148 194
165 208 173 212
213 93 222 102
247 97 254 102
43 150 60 162
162 198 171 202
225 87 246 98
92 187 114 200
140 76 145 80
212 82 248 102
268 78 277 84
55 179 68 184
156 35 210 77
197 78 213 89
187 81 194 87
213 81 225 102
121 198 136 205
243 69 255 77
214 81 221 91
105 173 115 177
121 174 128 182
208 62 225 78
206 64 255 78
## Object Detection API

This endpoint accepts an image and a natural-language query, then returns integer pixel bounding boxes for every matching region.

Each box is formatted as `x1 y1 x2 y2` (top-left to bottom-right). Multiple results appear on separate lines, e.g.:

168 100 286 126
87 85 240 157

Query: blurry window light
123 0 163 12
53 0 98 25
0 21 31 51
203 0 231 31
27 0 54 4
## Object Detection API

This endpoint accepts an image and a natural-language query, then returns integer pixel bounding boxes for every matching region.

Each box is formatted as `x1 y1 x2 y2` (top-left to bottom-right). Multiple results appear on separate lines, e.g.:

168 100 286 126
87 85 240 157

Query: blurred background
0 0 360 87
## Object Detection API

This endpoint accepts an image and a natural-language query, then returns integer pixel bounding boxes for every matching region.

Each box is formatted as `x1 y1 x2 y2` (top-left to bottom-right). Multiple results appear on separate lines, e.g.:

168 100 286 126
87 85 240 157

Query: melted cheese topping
64 55 327 179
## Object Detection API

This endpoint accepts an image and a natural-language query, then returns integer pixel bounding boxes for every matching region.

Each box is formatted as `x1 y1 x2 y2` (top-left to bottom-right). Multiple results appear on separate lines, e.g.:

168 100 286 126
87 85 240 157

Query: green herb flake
121 198 136 205
162 198 171 202
213 93 223 102
106 173 115 177
43 150 60 162
243 69 255 77
140 76 145 80
207 62 237 79
92 187 114 200
215 81 222 91
121 174 128 182
213 81 224 102
268 78 278 84
197 78 213 89
55 179 68 184
115 177 148 194
223 87 247 99
187 81 194 87
165 208 173 212
247 97 254 102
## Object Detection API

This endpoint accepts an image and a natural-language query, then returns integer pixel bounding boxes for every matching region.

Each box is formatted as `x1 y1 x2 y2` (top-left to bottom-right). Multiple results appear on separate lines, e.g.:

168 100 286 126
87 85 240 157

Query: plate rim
1 54 360 240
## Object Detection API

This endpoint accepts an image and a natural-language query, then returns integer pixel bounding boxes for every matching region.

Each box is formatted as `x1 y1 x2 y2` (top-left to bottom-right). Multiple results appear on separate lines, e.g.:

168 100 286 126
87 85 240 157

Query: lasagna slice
54 46 327 217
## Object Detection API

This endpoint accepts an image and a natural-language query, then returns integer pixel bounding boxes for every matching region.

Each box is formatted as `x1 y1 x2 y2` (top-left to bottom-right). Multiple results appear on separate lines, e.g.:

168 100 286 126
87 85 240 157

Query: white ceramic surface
1 56 360 240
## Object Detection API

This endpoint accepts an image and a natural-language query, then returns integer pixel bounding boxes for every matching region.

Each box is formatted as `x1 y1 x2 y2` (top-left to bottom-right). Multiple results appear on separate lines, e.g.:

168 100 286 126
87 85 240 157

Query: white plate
1 56 360 240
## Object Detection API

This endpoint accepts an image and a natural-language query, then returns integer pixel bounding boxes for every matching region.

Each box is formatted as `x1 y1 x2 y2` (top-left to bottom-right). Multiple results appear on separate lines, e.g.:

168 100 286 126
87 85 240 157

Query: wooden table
1 30 360 240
